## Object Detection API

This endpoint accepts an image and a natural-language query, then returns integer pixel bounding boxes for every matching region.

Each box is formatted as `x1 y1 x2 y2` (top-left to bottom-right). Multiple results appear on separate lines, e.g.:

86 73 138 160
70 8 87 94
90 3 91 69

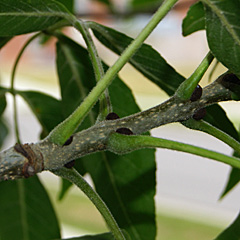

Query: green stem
48 0 179 145
183 118 240 155
10 33 41 143
107 133 240 169
69 17 112 120
176 51 214 100
52 168 126 240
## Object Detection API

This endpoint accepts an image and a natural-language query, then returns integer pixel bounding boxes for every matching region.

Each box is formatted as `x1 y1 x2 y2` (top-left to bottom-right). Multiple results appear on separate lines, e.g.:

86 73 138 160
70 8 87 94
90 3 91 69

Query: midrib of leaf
101 152 141 240
17 180 29 240
202 0 240 47
0 12 65 18
186 17 205 31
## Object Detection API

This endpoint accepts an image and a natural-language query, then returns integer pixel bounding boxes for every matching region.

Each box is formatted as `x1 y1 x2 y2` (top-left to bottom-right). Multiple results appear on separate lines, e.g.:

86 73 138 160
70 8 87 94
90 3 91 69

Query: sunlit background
1 0 240 239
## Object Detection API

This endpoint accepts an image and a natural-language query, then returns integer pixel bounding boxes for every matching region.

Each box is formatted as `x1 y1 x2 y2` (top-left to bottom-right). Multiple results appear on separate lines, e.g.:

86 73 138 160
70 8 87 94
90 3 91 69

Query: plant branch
48 0 179 146
1 73 239 181
52 168 126 240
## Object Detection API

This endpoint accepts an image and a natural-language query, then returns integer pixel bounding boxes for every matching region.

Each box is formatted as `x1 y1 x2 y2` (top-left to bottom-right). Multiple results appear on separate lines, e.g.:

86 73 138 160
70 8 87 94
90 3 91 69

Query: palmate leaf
202 0 240 76
55 35 156 240
214 212 240 240
0 0 68 36
182 1 205 36
0 176 61 240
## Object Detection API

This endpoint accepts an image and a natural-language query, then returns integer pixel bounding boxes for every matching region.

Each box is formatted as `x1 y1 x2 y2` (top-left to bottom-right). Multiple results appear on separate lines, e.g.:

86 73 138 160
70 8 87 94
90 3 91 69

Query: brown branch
0 73 239 181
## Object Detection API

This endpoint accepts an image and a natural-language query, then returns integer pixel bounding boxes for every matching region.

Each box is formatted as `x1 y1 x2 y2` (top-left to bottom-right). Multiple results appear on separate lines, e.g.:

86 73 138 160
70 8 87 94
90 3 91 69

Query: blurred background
0 0 240 239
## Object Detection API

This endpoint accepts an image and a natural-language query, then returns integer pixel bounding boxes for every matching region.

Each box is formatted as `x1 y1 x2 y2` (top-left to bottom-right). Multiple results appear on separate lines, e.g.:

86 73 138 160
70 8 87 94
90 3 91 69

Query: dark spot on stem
63 136 73 146
64 160 75 168
116 128 133 135
14 143 29 159
192 108 206 120
190 85 202 102
106 112 120 120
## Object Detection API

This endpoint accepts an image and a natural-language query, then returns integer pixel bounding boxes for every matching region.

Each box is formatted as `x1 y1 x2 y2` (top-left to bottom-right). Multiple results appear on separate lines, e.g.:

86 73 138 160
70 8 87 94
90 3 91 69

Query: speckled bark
0 74 238 181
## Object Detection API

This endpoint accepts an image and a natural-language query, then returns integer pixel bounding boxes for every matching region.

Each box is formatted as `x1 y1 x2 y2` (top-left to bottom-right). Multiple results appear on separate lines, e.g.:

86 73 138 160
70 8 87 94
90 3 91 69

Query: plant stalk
176 51 214 100
107 134 240 169
48 0 179 145
53 168 126 240
10 33 41 143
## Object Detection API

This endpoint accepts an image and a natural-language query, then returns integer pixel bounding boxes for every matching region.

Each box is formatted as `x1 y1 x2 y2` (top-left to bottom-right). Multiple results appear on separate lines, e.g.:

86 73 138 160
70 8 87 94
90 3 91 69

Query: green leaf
0 90 8 149
56 34 97 198
182 1 205 36
0 90 7 116
17 90 63 136
0 0 68 36
129 0 163 11
203 104 239 141
221 167 240 198
55 34 156 239
0 118 8 149
0 176 61 240
60 232 114 240
55 0 74 13
0 36 12 48
91 22 185 96
91 22 239 139
220 143 240 199
203 0 240 76
214 212 240 240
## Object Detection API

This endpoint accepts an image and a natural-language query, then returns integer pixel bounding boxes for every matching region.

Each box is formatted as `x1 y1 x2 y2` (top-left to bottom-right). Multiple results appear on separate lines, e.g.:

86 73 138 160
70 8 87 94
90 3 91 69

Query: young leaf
203 0 240 76
214 212 240 240
17 90 63 136
91 22 185 96
182 1 205 36
0 0 68 36
0 176 61 240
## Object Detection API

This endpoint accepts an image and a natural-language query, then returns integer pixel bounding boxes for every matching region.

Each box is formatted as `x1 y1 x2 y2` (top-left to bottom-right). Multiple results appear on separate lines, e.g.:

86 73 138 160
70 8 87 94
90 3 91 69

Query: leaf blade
0 0 68 36
18 90 63 137
203 0 240 76
182 1 205 36
91 22 185 96
0 176 61 240
214 212 240 240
